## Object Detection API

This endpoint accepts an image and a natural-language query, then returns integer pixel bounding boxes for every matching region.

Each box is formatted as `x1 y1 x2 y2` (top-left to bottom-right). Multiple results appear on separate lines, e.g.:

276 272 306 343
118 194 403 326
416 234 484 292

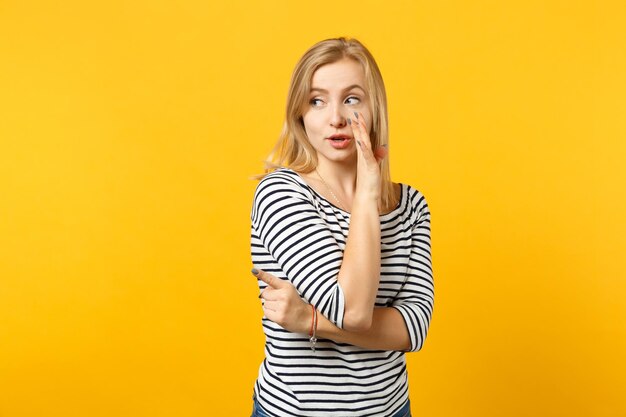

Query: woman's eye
310 98 323 106
345 96 360 105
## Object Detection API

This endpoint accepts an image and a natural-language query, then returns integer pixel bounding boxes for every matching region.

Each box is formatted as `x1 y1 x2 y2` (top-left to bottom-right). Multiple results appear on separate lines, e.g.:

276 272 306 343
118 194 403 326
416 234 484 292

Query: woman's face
302 58 373 167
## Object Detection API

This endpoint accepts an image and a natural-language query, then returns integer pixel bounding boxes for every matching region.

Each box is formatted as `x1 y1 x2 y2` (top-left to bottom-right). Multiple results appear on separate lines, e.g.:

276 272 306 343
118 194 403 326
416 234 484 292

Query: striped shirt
251 168 434 417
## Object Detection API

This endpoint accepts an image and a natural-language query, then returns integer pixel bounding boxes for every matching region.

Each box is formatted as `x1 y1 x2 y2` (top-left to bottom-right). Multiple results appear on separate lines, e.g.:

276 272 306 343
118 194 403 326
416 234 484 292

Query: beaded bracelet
308 304 318 352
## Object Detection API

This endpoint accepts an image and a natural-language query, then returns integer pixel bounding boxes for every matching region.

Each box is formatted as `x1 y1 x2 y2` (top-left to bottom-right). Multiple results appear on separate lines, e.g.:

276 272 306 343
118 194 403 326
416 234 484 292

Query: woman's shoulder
399 182 430 220
254 167 314 200
258 167 307 187
402 183 428 202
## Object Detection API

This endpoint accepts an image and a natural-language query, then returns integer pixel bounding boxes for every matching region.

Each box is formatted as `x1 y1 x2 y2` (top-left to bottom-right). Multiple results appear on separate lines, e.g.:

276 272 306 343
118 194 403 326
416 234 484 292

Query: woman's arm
327 112 383 331
336 189 380 331
254 189 433 352
316 307 411 351
254 268 410 351
390 190 434 352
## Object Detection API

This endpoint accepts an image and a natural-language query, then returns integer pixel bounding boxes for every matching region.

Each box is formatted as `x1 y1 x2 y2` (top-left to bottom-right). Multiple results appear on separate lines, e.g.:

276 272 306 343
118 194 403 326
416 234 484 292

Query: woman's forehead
310 59 366 91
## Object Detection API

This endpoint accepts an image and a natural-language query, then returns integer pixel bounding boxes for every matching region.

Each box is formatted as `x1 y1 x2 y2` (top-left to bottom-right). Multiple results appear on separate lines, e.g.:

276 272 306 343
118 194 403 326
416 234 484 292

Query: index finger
251 267 284 289
354 111 372 149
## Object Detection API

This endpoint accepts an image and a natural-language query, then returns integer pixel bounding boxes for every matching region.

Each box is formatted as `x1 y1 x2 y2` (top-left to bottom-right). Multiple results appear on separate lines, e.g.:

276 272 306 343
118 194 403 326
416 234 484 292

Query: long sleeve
391 190 434 352
251 170 346 328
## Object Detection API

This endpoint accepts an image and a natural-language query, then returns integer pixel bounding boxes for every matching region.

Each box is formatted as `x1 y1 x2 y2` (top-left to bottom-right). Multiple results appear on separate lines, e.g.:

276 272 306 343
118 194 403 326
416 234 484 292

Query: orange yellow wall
1 1 624 416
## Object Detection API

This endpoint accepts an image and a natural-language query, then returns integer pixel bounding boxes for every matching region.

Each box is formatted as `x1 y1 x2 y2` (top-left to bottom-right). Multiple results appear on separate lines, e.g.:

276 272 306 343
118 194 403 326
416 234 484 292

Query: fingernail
251 268 259 275
353 111 359 119
347 118 352 125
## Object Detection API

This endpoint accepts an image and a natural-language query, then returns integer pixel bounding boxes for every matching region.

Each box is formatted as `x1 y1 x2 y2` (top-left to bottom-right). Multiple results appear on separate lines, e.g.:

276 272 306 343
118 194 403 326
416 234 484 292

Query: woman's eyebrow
310 84 366 94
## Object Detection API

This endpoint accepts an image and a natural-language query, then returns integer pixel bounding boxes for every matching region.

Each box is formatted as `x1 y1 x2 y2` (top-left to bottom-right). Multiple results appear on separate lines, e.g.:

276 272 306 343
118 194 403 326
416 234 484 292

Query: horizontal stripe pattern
251 168 433 417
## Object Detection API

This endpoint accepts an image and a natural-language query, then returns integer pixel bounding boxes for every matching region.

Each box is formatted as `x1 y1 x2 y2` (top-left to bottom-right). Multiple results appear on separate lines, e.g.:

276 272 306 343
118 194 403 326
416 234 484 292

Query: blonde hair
260 37 394 211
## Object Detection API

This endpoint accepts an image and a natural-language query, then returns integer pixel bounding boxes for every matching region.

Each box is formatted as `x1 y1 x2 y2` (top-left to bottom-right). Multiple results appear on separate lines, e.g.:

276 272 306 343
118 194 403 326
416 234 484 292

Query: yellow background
1 1 625 416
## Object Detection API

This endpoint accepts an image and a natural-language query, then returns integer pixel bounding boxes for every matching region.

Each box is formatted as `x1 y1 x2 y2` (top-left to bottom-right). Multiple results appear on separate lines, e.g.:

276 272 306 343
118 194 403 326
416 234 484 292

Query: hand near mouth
350 111 387 203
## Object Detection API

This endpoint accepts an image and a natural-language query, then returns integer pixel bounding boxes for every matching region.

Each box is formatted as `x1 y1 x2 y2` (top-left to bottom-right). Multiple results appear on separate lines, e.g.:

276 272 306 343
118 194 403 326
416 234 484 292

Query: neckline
281 167 405 219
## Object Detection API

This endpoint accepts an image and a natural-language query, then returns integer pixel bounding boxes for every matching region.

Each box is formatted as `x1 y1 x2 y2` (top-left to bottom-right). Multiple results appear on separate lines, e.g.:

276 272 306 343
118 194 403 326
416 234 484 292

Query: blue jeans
251 398 411 417
250 397 272 417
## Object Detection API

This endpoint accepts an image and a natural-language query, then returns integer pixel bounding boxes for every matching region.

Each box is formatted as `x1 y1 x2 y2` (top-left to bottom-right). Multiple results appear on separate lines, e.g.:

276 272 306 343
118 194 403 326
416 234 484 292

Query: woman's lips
326 137 352 149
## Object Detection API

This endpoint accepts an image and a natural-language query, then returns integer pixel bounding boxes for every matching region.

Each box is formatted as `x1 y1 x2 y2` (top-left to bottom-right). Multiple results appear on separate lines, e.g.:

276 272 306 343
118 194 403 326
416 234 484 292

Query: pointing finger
353 112 372 149
251 267 285 289
348 117 361 145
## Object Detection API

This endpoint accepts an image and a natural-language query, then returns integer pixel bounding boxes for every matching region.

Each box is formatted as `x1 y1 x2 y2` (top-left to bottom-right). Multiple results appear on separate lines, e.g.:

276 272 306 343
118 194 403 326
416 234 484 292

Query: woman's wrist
353 193 380 208
298 302 314 334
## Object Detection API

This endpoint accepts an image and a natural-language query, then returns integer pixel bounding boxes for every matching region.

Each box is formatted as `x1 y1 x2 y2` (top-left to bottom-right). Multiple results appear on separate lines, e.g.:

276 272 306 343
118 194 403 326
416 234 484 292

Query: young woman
250 37 433 417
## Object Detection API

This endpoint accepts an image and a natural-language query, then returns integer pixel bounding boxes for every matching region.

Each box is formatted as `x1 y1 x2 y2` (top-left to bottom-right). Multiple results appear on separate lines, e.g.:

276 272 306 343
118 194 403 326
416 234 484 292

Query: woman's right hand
252 268 312 335
350 112 388 203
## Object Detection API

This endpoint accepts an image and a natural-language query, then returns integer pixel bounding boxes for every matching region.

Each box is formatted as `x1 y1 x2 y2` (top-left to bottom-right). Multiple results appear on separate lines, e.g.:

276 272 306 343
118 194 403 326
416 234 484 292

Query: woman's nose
330 106 347 127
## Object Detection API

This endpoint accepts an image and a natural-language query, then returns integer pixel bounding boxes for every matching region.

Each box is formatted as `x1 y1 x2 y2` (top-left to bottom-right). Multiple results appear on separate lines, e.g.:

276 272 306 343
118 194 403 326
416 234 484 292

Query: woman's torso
251 168 424 417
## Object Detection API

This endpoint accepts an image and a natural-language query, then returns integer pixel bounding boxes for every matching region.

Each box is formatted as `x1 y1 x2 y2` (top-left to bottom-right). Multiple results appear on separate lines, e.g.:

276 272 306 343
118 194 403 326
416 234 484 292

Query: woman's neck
315 160 357 200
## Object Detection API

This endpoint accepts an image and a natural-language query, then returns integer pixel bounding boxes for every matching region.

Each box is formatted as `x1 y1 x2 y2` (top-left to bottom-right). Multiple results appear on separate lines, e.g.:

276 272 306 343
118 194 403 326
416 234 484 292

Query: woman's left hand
252 268 311 334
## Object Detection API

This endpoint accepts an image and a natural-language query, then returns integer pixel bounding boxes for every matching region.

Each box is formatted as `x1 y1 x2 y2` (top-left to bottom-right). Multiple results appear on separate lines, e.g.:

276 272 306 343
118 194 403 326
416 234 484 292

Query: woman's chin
317 150 357 165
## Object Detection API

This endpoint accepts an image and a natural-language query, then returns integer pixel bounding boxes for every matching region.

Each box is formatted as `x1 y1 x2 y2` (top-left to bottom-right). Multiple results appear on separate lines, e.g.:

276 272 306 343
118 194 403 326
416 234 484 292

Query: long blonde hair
260 37 395 210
